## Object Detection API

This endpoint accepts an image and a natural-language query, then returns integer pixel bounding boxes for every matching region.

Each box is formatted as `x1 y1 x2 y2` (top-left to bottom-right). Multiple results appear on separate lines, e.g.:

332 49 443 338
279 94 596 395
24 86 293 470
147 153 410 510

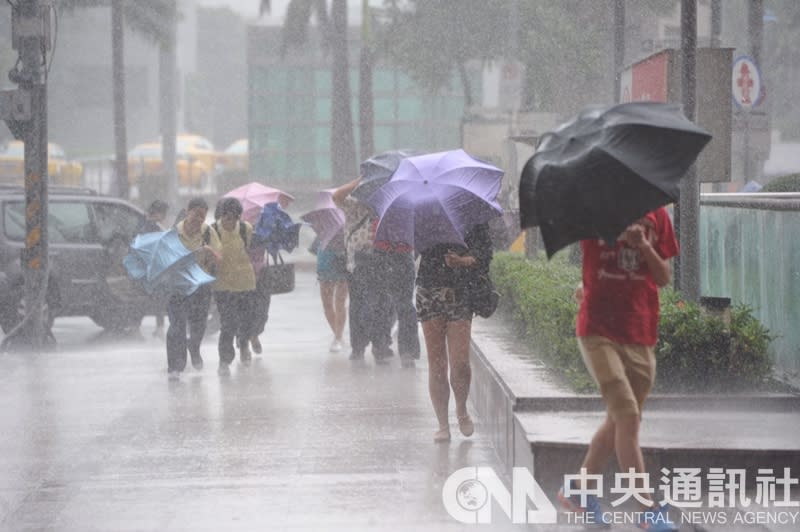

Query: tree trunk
111 0 129 198
330 0 357 184
159 2 178 209
358 0 374 162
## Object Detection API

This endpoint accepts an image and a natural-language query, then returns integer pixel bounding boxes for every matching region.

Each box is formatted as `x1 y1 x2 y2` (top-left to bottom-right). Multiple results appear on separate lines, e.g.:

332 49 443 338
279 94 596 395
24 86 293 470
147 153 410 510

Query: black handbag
262 252 295 295
467 274 500 319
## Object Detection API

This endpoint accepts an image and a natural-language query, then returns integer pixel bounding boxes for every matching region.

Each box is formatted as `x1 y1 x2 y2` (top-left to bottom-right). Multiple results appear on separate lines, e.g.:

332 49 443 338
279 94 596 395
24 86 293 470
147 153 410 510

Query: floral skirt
415 285 472 323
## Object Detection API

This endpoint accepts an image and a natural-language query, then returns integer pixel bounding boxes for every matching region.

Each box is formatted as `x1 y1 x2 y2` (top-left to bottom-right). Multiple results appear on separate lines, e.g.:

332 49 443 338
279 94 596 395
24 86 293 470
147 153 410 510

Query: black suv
0 185 156 333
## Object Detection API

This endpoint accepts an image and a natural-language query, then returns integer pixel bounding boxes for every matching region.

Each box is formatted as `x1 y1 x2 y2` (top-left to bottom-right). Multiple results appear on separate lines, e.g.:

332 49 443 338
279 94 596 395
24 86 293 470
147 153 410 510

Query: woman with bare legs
315 233 349 352
416 223 492 443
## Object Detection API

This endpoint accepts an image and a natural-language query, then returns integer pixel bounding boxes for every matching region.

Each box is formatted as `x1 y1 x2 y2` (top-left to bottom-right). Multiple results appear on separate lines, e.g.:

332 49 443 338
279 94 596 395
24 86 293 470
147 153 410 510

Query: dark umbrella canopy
519 101 711 258
353 149 423 202
253 202 302 258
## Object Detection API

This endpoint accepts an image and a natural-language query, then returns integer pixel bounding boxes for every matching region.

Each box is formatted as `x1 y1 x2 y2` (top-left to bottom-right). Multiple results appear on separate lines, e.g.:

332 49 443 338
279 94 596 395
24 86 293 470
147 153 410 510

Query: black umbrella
353 149 422 202
519 101 711 258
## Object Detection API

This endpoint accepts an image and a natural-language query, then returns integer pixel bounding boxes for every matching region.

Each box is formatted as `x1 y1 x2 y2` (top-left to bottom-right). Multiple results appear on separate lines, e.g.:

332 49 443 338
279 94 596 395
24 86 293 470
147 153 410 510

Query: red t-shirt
576 208 679 346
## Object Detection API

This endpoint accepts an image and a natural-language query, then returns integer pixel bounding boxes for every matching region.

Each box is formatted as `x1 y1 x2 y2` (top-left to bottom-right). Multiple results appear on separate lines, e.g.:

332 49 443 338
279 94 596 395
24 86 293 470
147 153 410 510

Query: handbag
262 252 295 295
467 274 500 319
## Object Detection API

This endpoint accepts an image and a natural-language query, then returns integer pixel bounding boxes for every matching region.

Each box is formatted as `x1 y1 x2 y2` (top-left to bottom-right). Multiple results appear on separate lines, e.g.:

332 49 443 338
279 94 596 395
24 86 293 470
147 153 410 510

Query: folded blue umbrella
123 229 216 296
253 202 302 259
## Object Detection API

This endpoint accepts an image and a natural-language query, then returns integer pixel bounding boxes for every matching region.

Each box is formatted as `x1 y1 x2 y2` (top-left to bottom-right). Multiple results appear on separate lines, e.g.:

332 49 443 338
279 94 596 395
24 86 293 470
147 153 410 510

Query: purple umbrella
366 149 504 252
300 189 346 250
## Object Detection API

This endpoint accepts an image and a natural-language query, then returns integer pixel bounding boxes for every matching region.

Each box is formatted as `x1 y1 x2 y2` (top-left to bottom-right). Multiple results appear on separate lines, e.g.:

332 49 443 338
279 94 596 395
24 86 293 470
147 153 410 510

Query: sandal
458 415 474 437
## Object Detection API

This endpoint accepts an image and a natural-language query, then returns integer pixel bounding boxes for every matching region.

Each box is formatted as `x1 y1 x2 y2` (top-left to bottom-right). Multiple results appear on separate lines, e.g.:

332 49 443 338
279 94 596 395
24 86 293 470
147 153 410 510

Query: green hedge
490 252 774 392
762 173 800 192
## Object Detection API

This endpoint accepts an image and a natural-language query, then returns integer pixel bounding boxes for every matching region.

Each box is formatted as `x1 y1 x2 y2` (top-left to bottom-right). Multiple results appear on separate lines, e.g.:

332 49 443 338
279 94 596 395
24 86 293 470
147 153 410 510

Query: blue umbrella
253 202 302 258
123 229 215 296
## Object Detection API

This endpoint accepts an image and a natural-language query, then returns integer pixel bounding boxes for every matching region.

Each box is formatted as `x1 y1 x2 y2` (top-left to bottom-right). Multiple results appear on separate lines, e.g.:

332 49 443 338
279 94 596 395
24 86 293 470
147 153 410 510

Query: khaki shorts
578 335 656 420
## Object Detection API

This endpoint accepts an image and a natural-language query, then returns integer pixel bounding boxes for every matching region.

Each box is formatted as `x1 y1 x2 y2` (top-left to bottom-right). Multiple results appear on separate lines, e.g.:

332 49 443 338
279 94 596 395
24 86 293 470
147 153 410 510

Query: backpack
203 221 249 248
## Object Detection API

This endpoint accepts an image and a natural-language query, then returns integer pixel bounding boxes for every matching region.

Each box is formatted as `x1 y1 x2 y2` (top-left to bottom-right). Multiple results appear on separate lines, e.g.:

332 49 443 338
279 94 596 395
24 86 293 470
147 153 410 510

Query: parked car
127 141 210 188
0 141 84 186
221 138 248 173
0 185 158 334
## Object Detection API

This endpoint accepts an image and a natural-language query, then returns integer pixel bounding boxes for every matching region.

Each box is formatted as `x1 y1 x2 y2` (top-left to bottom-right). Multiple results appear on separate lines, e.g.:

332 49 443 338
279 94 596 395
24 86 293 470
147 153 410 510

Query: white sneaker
168 370 181 381
329 339 343 353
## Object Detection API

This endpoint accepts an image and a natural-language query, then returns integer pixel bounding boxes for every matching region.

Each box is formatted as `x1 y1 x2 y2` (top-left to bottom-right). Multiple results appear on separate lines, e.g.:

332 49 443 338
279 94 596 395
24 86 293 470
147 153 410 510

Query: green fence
700 194 800 376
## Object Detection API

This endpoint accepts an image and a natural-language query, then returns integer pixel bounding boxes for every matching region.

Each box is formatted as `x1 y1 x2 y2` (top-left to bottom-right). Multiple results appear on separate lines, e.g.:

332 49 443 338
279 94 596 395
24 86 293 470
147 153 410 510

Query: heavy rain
0 0 799 530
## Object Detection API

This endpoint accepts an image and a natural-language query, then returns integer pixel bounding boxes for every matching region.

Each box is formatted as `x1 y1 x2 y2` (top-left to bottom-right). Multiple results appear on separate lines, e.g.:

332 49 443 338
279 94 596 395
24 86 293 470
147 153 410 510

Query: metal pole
710 0 722 48
678 0 700 301
613 0 625 103
744 0 764 185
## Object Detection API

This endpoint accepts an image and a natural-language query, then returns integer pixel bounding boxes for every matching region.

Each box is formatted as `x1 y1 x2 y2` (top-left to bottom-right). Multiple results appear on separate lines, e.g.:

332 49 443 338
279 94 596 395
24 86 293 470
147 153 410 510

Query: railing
699 193 800 378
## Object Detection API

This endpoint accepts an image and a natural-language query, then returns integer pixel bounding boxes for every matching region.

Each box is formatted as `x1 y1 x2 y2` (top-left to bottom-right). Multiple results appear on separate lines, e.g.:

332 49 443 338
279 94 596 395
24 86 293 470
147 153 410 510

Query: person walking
246 236 270 356
557 208 679 531
416 222 492 443
372 233 420 368
166 197 221 380
332 178 391 363
136 200 169 337
313 232 349 353
210 198 259 376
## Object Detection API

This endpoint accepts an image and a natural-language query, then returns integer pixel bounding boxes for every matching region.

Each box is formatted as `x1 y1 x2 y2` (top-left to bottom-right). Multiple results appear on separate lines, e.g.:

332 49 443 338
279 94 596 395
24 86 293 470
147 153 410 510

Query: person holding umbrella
416 222 493 443
166 197 221 379
210 197 259 375
301 190 349 353
135 199 169 338
557 210 678 530
332 177 391 363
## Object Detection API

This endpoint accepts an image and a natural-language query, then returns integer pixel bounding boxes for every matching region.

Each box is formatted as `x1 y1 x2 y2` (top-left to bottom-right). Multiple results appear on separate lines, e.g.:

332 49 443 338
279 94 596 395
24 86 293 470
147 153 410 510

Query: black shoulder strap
239 221 248 247
202 225 211 246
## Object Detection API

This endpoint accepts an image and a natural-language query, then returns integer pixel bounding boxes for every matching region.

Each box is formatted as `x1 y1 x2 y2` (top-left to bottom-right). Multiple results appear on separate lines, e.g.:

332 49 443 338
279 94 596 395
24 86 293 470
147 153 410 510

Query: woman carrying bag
416 222 493 443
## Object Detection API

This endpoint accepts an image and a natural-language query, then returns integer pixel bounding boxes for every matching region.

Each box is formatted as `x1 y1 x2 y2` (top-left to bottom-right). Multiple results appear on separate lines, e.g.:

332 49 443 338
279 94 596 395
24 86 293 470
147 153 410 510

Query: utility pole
744 0 764 184
613 0 625 103
159 1 178 209
676 0 700 301
111 0 129 199
0 1 51 350
710 0 722 48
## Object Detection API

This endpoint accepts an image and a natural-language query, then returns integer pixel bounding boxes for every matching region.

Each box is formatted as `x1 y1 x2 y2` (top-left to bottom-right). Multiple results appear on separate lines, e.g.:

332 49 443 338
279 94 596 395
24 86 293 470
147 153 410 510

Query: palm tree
57 0 175 198
261 0 358 184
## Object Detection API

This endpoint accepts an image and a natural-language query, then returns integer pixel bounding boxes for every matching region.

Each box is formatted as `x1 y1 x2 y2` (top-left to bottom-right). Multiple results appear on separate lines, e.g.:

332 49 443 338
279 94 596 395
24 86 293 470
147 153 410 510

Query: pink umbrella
300 189 345 250
223 182 295 223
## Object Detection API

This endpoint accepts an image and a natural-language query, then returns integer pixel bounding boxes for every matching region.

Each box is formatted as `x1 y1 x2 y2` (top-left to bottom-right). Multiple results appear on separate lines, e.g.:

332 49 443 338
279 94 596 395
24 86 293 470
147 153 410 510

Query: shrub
491 252 774 392
761 173 800 192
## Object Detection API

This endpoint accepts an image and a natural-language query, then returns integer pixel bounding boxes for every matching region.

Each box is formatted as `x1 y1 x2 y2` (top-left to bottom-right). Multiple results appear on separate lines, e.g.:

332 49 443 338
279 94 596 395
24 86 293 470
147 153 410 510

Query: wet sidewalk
0 267 578 532
2 262 798 531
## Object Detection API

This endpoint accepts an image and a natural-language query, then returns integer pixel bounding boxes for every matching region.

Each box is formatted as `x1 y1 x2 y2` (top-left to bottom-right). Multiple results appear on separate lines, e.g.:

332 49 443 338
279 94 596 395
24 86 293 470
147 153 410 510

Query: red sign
630 51 668 102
